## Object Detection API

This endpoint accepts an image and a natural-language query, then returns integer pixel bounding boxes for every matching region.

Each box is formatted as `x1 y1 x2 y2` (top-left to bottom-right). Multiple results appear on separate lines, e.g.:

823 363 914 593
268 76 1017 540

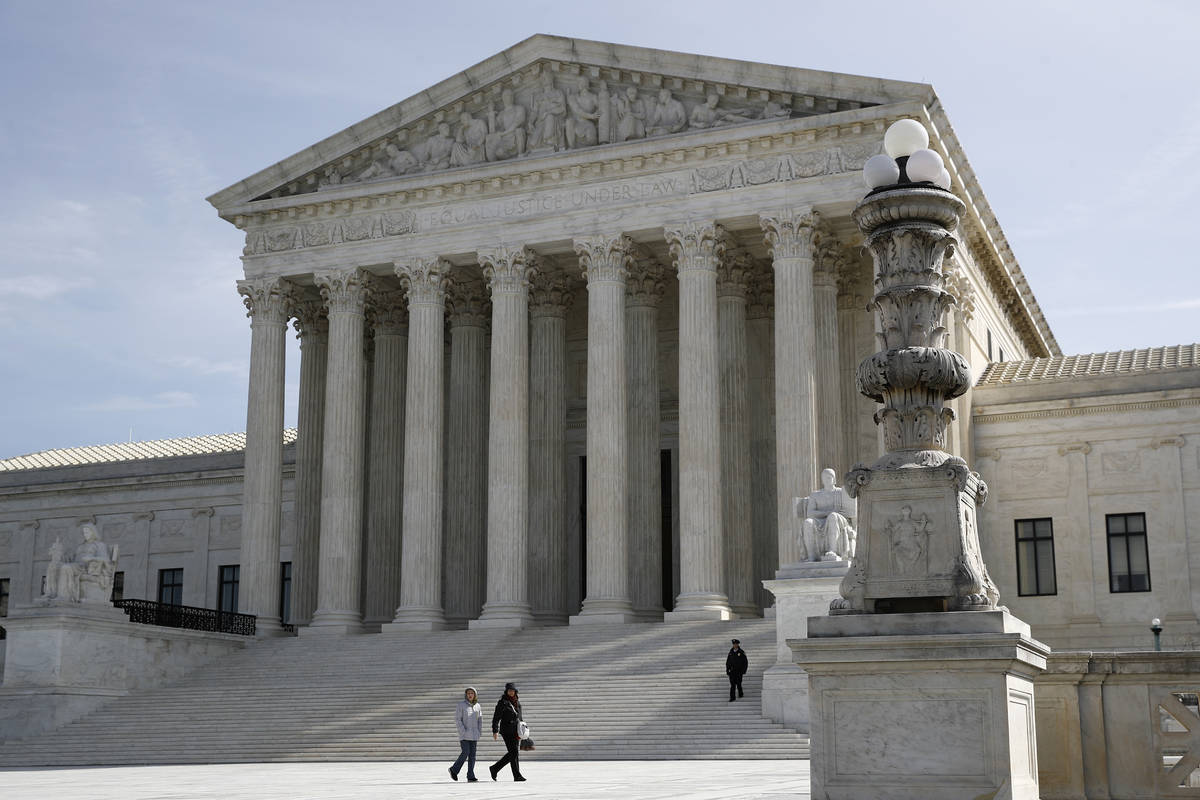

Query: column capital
813 229 848 287
290 294 329 340
746 269 775 320
626 255 667 307
759 207 820 260
574 234 634 283
664 221 727 273
942 258 977 323
369 288 409 335
190 507 213 519
479 246 537 295
237 276 293 325
132 511 156 522
717 248 753 300
446 278 491 327
396 257 452 306
529 271 575 318
314 269 371 315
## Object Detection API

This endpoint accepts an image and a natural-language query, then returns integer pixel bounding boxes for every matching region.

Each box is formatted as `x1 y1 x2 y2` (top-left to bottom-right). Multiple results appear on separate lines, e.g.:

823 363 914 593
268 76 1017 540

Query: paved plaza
1 760 811 800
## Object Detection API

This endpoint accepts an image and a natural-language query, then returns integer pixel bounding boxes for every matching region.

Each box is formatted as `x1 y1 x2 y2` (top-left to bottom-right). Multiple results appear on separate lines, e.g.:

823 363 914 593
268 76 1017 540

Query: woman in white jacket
449 686 483 781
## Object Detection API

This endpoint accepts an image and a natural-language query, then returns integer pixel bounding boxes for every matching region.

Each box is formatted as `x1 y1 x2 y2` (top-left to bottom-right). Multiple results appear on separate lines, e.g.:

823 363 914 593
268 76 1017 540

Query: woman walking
489 682 526 782
449 686 482 782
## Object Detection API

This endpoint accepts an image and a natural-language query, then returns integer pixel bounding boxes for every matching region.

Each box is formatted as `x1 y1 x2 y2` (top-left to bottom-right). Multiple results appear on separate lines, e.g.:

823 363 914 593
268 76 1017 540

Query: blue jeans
451 739 477 779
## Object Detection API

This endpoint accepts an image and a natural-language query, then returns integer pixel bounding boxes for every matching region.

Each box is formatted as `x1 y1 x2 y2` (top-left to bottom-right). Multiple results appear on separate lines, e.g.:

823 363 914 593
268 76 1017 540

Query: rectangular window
110 571 124 603
1014 518 1056 596
987 329 994 362
1107 513 1151 592
158 568 184 606
218 565 240 613
0 577 8 640
279 562 292 624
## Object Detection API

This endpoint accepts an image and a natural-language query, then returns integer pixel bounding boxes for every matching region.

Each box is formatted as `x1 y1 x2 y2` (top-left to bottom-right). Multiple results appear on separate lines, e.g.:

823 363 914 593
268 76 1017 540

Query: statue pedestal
760 562 847 732
792 610 1048 800
0 603 245 740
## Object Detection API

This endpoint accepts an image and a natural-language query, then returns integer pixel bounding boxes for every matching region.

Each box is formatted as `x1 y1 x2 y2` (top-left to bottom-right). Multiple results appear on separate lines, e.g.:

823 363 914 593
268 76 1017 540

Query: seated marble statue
792 468 857 562
40 523 119 605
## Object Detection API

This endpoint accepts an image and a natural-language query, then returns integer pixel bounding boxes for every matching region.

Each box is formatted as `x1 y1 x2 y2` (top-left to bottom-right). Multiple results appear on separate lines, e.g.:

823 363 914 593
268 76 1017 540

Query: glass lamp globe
863 154 901 189
883 119 929 159
1152 618 1162 627
906 148 944 183
935 167 952 190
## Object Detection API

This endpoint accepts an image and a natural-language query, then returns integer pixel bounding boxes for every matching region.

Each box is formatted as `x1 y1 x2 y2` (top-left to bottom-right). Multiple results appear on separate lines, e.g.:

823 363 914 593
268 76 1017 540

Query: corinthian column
473 246 537 628
718 247 756 617
385 258 450 632
443 278 489 627
746 270 777 609
572 234 637 624
813 235 845 478
290 295 328 626
664 221 732 620
626 255 666 621
236 277 291 635
362 289 407 628
307 269 371 634
528 271 574 625
761 209 820 570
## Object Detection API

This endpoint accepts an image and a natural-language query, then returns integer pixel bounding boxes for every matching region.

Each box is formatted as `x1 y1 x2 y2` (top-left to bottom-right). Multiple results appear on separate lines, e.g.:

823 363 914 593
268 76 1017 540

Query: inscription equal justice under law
420 176 685 230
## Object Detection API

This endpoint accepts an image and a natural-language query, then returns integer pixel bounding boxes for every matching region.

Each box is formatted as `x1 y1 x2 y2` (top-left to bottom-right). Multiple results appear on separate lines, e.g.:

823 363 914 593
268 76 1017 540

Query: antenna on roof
128 427 133 443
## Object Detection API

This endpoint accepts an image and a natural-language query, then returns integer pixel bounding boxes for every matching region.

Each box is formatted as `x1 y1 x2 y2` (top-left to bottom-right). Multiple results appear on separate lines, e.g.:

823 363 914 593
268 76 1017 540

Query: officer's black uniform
725 640 748 701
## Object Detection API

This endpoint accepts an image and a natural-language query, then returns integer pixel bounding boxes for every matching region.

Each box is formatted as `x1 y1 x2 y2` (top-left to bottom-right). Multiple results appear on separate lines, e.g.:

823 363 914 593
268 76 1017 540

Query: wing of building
2 36 1196 652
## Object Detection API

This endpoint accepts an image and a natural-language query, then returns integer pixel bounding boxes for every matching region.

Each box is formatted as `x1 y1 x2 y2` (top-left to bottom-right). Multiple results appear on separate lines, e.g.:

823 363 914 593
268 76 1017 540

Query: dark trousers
492 732 522 778
728 672 744 700
451 739 477 779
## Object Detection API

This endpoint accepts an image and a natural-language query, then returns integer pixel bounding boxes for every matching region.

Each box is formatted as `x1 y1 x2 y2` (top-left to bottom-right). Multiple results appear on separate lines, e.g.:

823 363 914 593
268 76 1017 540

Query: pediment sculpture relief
268 66 846 199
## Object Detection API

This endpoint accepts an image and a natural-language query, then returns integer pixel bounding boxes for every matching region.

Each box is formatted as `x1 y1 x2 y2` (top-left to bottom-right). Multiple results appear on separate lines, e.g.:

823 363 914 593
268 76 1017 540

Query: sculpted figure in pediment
596 82 614 144
689 92 756 130
355 143 420 182
614 86 647 142
318 165 342 189
485 88 527 162
762 101 793 120
450 112 489 168
647 88 687 137
420 122 455 171
528 73 567 152
565 77 600 149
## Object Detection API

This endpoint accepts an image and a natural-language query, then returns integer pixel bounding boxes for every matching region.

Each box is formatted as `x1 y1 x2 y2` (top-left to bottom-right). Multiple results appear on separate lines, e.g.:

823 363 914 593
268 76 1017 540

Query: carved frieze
258 60 860 202
243 210 417 256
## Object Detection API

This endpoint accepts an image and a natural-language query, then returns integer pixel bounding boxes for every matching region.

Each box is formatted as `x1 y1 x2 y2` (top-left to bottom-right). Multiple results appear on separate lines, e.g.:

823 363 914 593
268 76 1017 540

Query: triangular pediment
207 34 932 212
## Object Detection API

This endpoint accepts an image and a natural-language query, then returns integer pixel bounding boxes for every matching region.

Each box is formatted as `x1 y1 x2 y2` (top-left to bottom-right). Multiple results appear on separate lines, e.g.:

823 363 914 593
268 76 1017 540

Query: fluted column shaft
626 262 666 620
363 292 407 627
664 222 732 620
761 210 820 570
529 273 573 624
718 255 755 617
236 278 290 634
291 299 328 626
474 247 536 628
444 281 489 627
388 259 450 631
308 269 370 633
572 235 636 624
813 247 844 476
746 272 777 609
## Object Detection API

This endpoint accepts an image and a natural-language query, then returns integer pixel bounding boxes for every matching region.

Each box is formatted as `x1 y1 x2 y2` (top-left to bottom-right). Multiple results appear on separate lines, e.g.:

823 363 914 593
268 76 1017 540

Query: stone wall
974 367 1200 650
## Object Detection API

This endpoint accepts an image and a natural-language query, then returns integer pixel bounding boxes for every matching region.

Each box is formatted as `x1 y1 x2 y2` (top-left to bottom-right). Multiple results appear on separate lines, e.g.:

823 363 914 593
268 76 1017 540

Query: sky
0 0 1196 460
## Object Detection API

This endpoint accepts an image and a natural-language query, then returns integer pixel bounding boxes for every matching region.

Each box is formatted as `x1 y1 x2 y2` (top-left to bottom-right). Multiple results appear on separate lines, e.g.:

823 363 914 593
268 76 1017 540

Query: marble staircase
0 618 808 766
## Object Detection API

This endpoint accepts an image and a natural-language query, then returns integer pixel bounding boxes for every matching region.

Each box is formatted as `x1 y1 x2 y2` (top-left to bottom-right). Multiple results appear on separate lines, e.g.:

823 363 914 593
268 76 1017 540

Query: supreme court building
2 36 1197 652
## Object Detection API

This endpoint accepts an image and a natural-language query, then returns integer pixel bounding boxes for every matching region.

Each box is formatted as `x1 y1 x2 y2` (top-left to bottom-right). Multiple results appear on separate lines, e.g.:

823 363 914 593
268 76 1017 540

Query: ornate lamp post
832 119 999 615
1152 617 1164 651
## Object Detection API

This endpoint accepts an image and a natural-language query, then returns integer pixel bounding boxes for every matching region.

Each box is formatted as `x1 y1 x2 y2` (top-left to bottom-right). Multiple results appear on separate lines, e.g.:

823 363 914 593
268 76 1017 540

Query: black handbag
520 737 536 751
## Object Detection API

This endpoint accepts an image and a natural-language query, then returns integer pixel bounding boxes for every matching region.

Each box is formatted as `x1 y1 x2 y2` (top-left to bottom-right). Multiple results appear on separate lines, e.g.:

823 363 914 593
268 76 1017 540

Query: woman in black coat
489 682 526 781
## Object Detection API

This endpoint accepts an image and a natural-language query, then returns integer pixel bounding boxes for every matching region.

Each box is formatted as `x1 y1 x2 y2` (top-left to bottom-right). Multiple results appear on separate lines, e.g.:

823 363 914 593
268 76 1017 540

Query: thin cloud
81 391 198 413
0 275 93 299
161 355 246 376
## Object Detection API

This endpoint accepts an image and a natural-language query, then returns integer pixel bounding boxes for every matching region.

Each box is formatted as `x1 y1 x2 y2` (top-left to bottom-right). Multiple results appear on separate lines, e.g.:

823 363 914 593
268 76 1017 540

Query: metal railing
114 598 256 636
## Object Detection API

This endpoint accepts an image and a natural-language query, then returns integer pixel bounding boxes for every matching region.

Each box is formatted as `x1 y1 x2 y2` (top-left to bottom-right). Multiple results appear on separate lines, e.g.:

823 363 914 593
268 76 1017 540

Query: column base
253 615 289 637
730 602 761 618
632 608 665 623
665 592 734 622
471 602 536 629
302 610 365 635
572 597 637 625
383 606 447 632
